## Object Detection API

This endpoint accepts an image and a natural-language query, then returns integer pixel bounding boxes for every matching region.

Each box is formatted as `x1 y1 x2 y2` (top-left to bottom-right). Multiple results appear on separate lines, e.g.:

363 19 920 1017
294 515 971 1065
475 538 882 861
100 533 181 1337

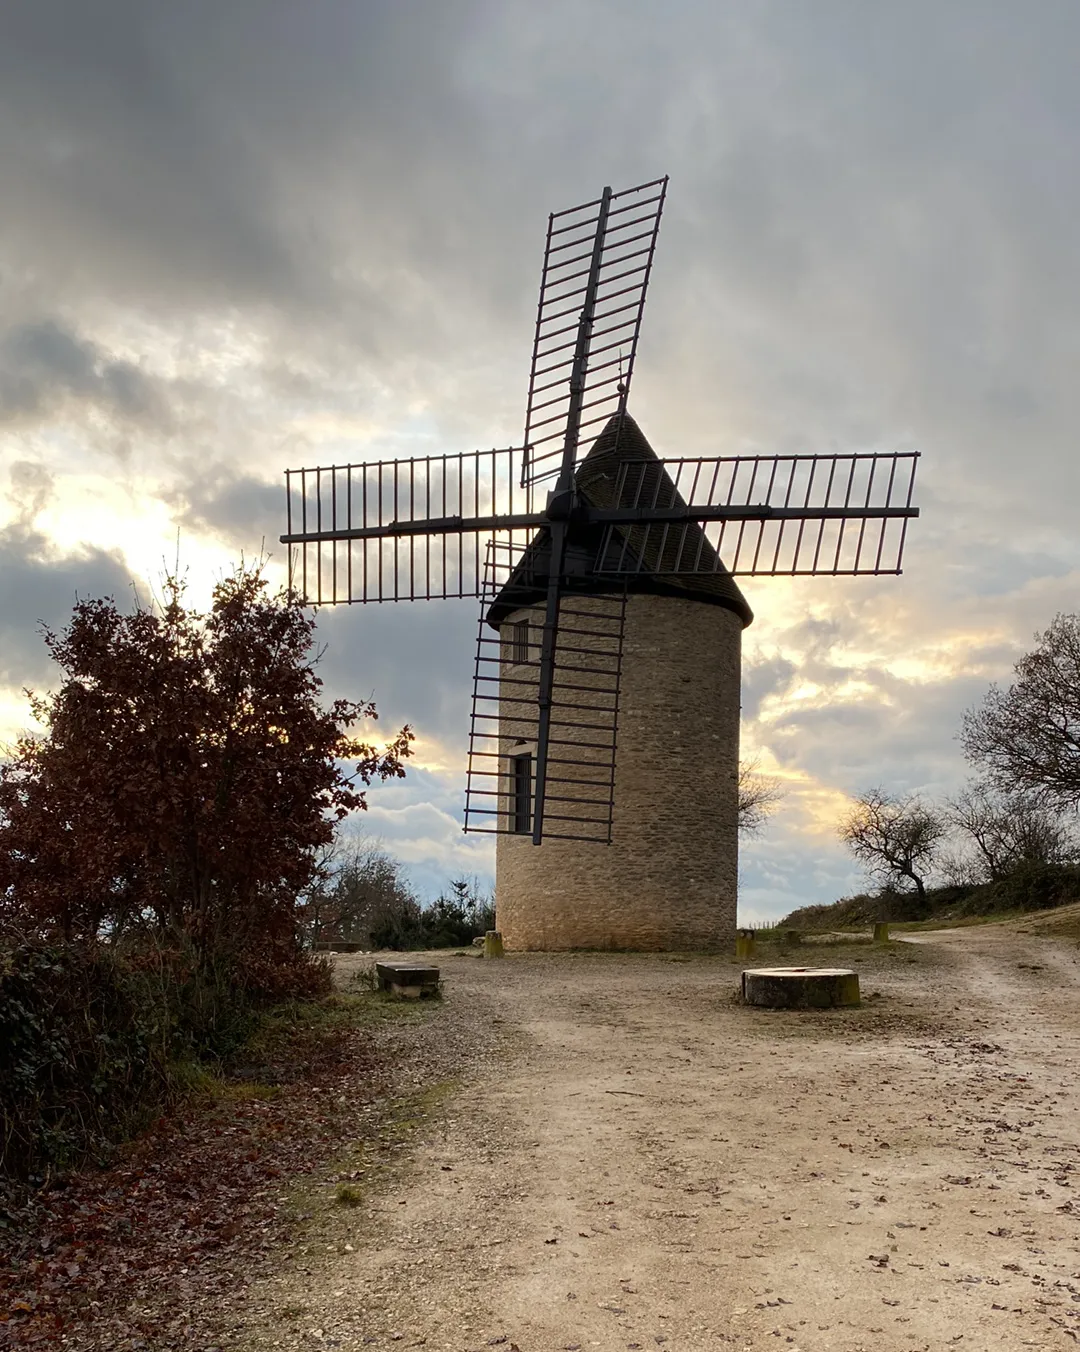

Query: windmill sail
465 543 625 842
280 176 921 852
281 447 540 603
522 177 668 487
588 432 919 578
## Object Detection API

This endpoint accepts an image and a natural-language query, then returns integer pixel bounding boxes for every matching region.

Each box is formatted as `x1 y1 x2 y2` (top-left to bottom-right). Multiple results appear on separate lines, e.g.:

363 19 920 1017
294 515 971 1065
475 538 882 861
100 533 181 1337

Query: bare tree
935 846 980 889
738 758 784 837
946 782 1075 883
961 614 1080 811
298 840 341 947
333 837 418 944
299 836 418 947
839 788 946 901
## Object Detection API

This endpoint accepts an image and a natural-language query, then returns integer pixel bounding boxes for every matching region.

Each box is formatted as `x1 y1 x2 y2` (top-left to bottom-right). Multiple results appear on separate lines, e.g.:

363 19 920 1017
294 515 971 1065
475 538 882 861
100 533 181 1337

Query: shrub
968 861 1080 915
0 935 336 1181
0 942 159 1177
0 565 406 1179
371 878 495 951
780 862 1080 932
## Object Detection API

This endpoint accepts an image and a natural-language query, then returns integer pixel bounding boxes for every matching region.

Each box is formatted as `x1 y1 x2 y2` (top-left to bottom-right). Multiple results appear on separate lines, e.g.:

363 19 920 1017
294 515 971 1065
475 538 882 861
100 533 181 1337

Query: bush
1 942 159 1178
779 888 928 930
303 844 495 953
965 861 1080 915
0 565 401 1181
780 861 1080 931
371 878 495 951
417 886 496 948
0 937 333 1180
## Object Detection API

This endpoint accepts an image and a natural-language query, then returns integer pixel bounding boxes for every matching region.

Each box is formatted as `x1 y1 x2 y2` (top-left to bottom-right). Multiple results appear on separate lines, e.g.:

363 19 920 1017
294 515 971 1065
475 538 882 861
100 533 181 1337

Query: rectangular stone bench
374 961 441 999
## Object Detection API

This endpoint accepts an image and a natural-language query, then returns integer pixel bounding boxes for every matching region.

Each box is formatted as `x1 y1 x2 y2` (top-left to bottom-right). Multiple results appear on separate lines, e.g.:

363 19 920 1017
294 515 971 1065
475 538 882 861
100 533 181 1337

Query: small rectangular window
511 619 530 665
510 753 532 835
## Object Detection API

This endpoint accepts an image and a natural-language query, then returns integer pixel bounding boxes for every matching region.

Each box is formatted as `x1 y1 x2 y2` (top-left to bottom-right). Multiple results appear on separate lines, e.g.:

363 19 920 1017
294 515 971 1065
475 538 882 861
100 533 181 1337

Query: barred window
511 619 530 665
510 753 532 835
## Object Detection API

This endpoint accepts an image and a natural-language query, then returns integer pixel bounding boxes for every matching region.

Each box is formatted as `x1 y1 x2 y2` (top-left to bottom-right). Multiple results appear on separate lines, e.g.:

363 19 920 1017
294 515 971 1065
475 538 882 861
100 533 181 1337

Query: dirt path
239 930 1080 1351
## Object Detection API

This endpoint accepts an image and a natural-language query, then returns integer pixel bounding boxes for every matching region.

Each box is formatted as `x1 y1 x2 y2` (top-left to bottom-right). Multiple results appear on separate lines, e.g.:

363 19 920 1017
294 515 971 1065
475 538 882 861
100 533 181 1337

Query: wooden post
873 921 890 944
735 928 756 960
784 928 802 946
483 930 505 959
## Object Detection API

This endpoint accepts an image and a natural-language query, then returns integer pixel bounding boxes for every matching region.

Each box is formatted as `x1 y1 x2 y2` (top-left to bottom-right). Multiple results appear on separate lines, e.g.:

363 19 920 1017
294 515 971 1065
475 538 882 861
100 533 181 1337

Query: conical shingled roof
486 412 753 629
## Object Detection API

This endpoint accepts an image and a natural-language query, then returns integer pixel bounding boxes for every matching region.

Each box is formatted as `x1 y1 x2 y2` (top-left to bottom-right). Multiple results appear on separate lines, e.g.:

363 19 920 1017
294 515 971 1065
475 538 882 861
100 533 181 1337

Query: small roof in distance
486 412 754 629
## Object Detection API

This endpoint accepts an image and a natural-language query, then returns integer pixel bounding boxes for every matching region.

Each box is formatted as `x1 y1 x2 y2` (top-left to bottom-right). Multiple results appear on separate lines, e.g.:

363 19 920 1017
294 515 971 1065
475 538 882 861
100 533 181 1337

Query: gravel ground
225 929 1080 1352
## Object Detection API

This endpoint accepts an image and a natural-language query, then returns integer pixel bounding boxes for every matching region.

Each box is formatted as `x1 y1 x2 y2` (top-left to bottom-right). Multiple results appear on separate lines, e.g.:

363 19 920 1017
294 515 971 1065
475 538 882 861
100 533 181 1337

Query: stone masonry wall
494 592 742 950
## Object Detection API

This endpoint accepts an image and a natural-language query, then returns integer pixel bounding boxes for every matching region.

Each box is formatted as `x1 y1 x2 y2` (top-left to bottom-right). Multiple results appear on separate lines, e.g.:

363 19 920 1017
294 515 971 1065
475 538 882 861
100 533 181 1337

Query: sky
1 0 1078 919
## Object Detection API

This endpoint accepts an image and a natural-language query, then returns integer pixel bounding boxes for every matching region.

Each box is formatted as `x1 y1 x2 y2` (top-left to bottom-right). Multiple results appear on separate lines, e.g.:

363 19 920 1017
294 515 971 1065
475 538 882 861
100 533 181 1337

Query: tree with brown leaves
0 566 412 965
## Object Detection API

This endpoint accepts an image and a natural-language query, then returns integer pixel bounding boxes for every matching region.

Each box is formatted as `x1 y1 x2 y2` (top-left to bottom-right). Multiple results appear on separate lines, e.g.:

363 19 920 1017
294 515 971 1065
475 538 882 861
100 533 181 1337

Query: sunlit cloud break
2 1 1080 912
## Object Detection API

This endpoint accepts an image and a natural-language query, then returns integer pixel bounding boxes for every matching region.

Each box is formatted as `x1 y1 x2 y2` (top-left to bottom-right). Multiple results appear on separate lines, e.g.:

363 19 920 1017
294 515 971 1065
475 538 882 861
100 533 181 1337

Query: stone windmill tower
485 410 753 950
281 176 920 951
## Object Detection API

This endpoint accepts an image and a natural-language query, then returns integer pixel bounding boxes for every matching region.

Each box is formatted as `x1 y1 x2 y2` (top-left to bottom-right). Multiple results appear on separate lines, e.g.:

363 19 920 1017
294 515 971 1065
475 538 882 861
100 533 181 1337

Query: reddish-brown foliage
0 566 412 961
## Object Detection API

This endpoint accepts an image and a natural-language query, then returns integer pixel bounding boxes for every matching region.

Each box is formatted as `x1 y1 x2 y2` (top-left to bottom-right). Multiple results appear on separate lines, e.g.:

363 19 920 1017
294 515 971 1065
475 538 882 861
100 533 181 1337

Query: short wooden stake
873 920 890 944
483 929 505 959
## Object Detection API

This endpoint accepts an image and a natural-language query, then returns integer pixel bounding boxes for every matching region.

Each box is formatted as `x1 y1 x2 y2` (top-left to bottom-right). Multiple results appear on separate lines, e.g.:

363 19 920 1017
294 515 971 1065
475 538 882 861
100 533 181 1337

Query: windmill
280 176 920 951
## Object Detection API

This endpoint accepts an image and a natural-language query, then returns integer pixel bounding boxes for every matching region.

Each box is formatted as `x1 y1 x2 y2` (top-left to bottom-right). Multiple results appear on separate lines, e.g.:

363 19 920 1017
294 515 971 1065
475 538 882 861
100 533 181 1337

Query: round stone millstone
741 966 860 1009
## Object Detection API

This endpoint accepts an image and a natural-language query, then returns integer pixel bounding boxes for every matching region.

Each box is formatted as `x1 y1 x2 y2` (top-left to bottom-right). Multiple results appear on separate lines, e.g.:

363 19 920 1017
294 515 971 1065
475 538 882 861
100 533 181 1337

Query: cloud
741 652 797 723
2 0 1080 919
740 830 862 926
314 599 478 760
343 766 494 902
0 318 171 433
168 468 285 550
0 523 135 692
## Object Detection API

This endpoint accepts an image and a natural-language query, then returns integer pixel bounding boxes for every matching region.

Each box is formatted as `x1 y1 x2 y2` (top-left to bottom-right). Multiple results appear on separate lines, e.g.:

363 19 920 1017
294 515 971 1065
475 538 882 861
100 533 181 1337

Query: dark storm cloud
0 2 299 309
0 319 170 431
5 0 1080 494
313 599 476 751
169 469 284 548
0 524 135 691
0 0 504 326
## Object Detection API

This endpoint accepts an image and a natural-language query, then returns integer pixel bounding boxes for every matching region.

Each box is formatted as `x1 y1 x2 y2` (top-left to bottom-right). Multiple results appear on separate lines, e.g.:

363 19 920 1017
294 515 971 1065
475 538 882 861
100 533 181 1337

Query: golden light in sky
3 2 1080 912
